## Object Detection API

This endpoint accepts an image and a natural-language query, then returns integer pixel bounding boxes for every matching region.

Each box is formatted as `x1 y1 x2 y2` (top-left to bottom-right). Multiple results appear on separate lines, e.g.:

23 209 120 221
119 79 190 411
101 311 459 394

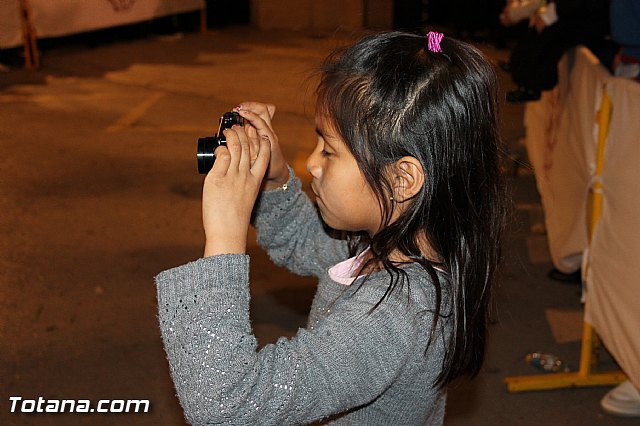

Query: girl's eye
321 149 332 158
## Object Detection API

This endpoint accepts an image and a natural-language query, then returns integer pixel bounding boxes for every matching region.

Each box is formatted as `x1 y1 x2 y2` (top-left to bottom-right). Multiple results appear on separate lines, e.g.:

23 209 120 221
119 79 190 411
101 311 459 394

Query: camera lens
197 137 219 174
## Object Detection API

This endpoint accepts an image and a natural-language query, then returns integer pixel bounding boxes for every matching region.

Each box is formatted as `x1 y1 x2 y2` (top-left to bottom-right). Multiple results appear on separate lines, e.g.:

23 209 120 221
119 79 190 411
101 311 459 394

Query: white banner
0 1 23 48
0 0 204 49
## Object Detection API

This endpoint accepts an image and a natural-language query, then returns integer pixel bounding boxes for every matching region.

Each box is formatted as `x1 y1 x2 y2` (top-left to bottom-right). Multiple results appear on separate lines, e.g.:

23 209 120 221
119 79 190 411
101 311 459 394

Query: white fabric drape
585 76 640 388
524 47 610 273
526 46 640 387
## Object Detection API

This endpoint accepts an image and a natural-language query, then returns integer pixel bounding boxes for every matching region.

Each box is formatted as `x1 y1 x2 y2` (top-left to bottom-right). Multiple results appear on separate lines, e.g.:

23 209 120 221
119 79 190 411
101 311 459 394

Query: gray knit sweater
156 171 449 425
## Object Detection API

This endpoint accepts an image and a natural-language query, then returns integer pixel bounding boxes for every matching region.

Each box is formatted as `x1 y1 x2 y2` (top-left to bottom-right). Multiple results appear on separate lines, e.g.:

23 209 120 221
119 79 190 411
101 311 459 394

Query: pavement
1 25 637 425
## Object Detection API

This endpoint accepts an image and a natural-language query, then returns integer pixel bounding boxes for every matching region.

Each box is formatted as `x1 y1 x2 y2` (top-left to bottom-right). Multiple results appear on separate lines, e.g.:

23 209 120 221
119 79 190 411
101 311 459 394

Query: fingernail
234 104 243 111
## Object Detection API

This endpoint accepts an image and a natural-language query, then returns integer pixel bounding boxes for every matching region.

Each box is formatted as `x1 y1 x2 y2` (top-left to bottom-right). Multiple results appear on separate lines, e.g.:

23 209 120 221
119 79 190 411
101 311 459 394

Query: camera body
197 111 244 174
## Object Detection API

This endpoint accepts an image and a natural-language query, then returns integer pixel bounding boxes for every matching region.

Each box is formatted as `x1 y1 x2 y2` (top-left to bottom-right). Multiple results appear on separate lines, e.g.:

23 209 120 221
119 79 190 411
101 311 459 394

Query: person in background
499 0 541 27
496 0 541 72
506 0 613 103
610 0 640 81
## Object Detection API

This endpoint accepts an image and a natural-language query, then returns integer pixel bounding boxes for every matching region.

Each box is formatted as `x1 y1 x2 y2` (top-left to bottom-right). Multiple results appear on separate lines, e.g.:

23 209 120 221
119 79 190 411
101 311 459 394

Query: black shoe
506 88 541 103
547 268 582 284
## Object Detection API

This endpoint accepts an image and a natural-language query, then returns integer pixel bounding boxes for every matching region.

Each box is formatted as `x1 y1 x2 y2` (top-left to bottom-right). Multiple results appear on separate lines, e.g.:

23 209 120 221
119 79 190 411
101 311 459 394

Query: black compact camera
196 111 244 174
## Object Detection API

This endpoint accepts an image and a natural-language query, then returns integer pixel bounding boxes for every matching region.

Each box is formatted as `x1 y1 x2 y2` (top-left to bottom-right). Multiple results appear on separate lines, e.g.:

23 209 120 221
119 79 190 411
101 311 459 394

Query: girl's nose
306 145 322 179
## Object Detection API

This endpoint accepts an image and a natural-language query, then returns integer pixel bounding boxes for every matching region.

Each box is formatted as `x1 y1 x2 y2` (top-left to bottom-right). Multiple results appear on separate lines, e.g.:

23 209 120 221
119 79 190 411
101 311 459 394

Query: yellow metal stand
505 88 627 392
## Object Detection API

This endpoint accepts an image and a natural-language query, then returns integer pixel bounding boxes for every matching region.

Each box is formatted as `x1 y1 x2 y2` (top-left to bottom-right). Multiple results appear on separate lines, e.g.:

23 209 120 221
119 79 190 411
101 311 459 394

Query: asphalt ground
1 26 636 425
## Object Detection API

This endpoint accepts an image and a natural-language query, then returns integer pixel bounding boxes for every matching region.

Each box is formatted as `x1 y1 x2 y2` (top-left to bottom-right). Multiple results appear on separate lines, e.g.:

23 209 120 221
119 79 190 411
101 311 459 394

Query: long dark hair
316 31 506 388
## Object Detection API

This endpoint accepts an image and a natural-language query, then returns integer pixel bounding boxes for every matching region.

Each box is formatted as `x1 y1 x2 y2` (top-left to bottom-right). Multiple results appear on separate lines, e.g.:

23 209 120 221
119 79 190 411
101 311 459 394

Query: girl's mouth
311 186 324 207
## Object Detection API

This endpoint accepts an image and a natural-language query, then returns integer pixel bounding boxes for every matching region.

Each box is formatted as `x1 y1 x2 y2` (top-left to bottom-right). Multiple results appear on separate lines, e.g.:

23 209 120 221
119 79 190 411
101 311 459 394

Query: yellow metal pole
590 87 612 239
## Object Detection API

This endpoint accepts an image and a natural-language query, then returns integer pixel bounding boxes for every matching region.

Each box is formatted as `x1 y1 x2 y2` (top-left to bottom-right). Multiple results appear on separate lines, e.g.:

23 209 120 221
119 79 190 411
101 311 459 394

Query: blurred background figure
499 0 540 27
610 0 640 81
506 0 615 103
496 1 540 72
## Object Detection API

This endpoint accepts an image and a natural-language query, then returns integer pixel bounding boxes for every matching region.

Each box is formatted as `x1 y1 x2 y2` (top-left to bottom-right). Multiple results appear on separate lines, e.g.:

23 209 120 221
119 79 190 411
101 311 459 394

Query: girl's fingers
236 102 276 122
222 128 242 171
251 135 272 178
223 125 258 173
209 145 230 177
266 104 276 119
234 125 252 171
237 109 277 144
245 123 259 140
249 138 260 163
234 102 276 160
243 123 260 161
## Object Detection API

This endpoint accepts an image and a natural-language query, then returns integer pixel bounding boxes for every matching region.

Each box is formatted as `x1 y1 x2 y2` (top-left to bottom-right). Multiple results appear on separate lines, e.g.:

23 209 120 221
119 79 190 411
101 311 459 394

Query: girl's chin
315 200 334 227
315 198 327 218
314 198 358 233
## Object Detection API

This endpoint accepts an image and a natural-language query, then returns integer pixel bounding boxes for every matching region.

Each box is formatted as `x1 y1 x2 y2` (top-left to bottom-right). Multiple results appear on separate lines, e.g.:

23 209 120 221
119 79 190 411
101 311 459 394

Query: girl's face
306 113 382 236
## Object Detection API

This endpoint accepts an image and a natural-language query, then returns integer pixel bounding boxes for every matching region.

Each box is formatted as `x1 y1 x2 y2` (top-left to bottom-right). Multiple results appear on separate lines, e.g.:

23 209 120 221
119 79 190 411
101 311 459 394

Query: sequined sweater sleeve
156 256 444 425
250 167 349 277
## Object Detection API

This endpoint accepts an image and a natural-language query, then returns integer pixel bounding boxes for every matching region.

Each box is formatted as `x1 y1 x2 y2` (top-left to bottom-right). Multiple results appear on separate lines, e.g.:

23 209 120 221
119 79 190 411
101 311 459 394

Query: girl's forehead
314 111 333 129
314 97 336 124
315 112 348 148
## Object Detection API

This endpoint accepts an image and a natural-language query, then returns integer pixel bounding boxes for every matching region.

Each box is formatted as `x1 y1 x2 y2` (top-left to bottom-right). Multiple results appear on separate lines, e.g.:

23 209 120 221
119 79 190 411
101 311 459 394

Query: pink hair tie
427 31 444 53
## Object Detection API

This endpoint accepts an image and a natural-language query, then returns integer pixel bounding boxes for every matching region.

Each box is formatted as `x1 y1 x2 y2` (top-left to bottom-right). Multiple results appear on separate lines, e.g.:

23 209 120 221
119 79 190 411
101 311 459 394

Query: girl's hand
202 124 271 257
235 102 290 190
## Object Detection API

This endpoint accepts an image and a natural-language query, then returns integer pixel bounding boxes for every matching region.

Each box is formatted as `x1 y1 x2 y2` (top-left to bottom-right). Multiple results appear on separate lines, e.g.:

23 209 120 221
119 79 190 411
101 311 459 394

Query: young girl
156 31 505 425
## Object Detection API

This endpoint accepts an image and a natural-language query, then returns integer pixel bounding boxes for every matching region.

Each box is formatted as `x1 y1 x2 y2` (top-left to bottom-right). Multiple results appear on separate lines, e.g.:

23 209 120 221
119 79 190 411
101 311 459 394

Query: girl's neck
362 233 442 273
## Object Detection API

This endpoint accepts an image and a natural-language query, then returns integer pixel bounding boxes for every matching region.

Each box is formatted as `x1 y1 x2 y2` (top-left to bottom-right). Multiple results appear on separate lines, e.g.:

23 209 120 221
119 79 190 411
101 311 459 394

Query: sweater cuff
263 165 300 196
252 165 302 223
155 254 250 304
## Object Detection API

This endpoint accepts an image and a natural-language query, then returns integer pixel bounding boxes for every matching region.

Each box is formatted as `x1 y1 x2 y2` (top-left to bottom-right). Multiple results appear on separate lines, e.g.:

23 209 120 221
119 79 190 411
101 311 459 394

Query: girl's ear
391 156 425 203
